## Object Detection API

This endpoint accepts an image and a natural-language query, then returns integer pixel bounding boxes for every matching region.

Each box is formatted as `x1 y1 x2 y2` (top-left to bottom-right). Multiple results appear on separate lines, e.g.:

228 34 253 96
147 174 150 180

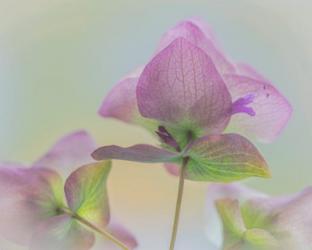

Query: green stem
62 207 129 250
169 157 189 250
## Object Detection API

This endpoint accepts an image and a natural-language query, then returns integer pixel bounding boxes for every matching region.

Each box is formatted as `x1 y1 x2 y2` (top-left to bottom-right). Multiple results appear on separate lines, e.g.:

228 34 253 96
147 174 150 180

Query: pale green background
0 0 311 249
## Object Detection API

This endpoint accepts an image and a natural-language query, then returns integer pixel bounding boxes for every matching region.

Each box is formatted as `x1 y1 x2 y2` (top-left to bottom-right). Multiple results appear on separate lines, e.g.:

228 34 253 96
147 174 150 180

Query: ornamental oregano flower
92 18 292 249
93 18 292 181
0 131 137 250
205 184 312 250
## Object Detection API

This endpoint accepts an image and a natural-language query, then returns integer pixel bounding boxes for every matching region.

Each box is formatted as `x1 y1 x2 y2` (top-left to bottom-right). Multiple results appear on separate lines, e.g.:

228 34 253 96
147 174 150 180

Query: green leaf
216 198 279 250
240 200 273 230
64 161 112 230
216 199 245 238
244 229 279 248
184 134 271 182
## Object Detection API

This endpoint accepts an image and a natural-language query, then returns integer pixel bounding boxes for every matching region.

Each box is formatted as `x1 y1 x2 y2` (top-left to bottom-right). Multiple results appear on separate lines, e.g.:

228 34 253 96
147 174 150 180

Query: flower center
156 125 198 153
231 94 256 116
156 126 181 152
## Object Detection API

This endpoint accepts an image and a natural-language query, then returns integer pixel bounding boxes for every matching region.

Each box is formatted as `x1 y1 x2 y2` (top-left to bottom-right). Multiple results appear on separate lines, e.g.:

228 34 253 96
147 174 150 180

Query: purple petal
164 163 180 176
99 76 140 123
0 166 64 245
156 18 235 75
30 215 95 250
137 37 232 132
98 67 158 131
106 219 138 249
33 130 96 177
277 187 312 247
225 73 292 143
65 161 111 230
244 186 312 248
92 144 179 163
236 62 269 82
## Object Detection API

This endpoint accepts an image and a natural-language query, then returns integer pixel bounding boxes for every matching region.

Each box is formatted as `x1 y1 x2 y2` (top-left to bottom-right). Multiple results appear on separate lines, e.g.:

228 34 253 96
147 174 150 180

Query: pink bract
99 18 292 143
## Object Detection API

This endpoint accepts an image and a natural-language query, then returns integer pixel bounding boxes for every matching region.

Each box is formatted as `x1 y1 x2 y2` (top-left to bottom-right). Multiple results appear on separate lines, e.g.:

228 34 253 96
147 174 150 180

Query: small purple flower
205 184 312 250
0 131 137 250
94 18 292 182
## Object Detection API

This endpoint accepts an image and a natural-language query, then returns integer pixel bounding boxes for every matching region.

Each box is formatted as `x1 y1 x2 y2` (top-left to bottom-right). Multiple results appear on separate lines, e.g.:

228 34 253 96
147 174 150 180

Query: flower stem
62 207 129 250
169 157 189 250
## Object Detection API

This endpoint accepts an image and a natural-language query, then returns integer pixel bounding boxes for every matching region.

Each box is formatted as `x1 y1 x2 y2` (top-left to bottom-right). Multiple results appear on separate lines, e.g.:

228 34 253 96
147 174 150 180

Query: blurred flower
205 184 312 250
0 131 137 250
93 18 292 182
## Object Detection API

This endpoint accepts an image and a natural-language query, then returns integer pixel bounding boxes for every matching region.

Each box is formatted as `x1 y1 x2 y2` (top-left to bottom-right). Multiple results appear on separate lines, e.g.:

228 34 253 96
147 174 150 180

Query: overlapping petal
99 18 235 130
98 68 158 131
225 73 292 143
156 18 235 75
99 77 140 123
100 79 136 119
137 37 232 133
156 19 291 143
184 134 270 181
92 144 180 163
33 130 96 177
99 19 291 146
0 166 64 245
65 161 111 230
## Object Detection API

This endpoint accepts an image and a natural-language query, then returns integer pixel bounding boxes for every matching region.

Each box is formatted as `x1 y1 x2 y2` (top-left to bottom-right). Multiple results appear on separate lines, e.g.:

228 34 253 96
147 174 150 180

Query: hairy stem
169 157 189 250
62 207 129 250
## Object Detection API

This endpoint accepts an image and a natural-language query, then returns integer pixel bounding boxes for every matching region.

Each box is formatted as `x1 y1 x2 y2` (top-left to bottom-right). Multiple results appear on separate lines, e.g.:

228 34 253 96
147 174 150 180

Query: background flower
0 131 137 250
205 184 312 250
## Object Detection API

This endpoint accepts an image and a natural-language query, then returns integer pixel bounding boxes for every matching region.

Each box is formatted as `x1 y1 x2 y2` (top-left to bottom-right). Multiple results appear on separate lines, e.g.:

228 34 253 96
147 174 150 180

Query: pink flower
93 19 292 182
0 131 137 250
205 184 312 250
99 18 292 143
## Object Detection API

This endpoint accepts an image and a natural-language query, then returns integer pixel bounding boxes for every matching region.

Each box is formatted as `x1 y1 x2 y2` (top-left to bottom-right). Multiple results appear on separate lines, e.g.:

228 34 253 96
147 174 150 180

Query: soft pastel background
0 0 311 249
